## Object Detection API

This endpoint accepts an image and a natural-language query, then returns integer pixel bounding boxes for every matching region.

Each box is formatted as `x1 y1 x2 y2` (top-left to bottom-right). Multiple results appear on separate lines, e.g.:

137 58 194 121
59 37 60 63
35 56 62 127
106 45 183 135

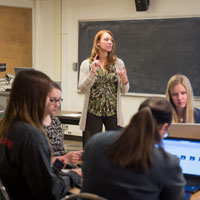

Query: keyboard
185 179 200 193
184 191 192 200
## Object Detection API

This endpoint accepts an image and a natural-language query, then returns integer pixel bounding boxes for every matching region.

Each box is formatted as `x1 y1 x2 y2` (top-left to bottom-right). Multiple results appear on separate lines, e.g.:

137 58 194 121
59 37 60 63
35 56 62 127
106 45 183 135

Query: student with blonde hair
166 74 200 123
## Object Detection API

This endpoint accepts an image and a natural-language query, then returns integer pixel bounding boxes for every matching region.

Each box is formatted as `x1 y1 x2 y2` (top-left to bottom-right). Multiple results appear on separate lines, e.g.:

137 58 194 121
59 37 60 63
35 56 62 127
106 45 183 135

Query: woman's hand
52 150 83 168
91 55 100 75
65 150 83 164
52 155 68 166
116 66 128 85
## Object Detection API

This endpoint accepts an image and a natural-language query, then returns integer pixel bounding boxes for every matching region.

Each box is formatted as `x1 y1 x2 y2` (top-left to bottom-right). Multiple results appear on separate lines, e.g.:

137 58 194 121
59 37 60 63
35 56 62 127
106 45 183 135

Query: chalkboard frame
78 17 200 97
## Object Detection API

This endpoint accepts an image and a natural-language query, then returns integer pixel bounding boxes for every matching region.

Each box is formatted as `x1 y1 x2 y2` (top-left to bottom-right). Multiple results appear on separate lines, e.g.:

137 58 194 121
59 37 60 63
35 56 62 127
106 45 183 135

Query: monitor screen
14 67 34 75
163 138 200 176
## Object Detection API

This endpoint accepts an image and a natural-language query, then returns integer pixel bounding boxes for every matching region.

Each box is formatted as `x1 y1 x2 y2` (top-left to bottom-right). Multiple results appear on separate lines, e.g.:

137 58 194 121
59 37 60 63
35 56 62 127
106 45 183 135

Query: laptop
163 137 200 194
168 123 200 139
14 67 34 75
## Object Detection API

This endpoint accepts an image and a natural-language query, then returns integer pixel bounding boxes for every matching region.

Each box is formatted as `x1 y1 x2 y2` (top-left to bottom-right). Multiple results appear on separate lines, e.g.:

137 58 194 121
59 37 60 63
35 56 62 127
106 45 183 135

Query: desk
191 191 200 199
0 91 9 110
55 110 87 147
69 187 80 194
55 110 81 126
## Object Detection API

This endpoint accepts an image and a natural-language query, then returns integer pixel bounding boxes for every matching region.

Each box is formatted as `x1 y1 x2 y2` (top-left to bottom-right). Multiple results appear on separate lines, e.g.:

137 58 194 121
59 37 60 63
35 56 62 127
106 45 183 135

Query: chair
61 192 108 200
0 179 10 200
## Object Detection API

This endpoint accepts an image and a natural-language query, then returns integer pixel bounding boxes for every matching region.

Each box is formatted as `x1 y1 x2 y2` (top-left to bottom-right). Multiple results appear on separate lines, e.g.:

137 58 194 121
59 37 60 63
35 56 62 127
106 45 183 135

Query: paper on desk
61 169 70 174
63 113 81 117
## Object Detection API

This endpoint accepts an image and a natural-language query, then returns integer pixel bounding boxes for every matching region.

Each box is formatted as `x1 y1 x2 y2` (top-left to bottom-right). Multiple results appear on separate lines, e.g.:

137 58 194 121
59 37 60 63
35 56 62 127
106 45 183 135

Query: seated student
0 70 81 200
81 97 185 200
166 74 200 123
43 82 82 165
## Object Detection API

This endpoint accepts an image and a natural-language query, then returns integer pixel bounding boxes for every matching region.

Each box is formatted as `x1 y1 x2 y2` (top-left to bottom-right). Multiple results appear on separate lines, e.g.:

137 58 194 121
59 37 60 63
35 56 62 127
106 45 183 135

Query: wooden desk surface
191 191 200 199
69 187 80 194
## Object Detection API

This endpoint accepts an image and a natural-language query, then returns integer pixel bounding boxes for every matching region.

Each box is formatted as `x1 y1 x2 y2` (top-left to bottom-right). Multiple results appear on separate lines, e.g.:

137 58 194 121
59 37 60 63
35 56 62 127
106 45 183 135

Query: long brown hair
0 70 53 142
107 97 172 172
166 74 194 123
89 30 117 69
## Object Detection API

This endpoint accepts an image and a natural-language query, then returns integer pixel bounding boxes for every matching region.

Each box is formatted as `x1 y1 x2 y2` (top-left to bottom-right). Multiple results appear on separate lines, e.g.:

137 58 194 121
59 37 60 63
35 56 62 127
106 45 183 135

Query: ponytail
106 97 172 172
108 107 159 172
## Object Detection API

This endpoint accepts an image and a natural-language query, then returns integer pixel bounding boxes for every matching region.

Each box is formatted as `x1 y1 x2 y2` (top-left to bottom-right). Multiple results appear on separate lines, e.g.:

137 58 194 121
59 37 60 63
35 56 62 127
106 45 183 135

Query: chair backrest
0 179 10 200
61 192 108 200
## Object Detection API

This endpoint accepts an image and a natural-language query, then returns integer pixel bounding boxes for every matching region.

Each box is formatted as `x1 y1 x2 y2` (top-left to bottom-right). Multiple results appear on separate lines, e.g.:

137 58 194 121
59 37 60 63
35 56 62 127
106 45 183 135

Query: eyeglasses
49 98 63 104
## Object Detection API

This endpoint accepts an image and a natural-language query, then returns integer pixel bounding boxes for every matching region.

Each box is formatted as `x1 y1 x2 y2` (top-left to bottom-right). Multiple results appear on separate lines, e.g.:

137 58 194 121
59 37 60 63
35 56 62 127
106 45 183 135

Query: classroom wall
60 0 200 126
34 0 62 81
0 0 33 78
1 0 200 126
0 5 32 78
0 0 62 86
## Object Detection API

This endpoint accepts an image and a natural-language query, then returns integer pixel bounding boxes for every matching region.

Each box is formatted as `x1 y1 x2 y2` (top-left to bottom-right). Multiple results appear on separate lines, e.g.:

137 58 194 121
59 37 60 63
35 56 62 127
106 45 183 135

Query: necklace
178 110 185 123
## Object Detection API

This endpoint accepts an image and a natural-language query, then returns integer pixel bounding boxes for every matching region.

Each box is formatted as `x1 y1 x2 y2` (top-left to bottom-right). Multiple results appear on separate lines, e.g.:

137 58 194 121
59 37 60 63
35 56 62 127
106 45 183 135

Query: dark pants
83 112 121 148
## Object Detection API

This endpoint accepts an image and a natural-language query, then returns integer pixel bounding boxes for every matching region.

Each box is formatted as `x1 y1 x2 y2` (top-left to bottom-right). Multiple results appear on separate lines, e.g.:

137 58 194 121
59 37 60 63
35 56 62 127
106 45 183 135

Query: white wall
34 0 62 81
61 0 200 126
0 0 34 7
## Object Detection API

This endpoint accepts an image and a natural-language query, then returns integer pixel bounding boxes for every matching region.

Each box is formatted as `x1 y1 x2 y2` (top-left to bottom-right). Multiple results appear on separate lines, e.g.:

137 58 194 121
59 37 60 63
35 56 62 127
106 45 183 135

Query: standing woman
79 30 129 145
0 70 81 200
166 74 200 123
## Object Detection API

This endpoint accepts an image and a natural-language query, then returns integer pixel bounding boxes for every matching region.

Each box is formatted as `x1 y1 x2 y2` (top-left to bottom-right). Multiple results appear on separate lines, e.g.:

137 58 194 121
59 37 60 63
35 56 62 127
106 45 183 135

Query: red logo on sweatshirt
1 137 14 149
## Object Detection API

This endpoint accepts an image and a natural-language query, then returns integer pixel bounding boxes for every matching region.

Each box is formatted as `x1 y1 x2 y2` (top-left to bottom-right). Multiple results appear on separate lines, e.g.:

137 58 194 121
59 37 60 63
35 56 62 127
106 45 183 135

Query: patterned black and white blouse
44 115 66 156
88 64 118 117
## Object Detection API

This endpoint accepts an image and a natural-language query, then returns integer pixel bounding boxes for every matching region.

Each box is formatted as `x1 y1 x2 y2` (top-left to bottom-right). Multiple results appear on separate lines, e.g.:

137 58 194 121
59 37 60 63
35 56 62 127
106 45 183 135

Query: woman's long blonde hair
166 74 194 123
89 30 117 69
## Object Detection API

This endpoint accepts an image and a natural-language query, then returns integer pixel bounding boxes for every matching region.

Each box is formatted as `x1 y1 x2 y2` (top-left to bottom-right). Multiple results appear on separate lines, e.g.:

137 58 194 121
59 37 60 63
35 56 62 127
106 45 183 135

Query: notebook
168 123 200 139
163 137 200 193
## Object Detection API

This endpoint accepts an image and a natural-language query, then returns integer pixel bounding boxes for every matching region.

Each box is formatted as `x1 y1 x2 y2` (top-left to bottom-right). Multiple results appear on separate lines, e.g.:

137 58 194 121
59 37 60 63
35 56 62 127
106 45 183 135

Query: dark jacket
0 120 80 200
82 131 185 200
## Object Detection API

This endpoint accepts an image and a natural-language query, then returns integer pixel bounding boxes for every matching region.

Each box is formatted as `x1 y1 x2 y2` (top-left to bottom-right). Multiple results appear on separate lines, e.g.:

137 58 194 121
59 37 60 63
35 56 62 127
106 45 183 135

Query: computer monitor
14 67 34 75
168 123 200 139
